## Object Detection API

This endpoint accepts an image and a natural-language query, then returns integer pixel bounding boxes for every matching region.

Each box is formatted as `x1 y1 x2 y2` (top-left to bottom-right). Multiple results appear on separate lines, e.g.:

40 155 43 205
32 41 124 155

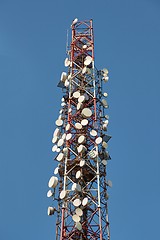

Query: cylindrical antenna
66 29 69 55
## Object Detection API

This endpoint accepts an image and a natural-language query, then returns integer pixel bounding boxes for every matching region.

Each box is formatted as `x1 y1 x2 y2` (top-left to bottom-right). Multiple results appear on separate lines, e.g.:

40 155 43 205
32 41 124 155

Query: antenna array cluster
47 19 112 240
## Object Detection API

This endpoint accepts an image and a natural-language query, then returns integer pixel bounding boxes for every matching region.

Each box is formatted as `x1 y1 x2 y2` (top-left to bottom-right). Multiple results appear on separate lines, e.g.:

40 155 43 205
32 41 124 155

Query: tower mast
47 19 111 240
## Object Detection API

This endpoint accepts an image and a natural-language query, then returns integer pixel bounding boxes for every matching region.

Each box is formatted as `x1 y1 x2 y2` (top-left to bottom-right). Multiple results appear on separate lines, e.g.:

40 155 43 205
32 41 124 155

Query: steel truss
48 19 111 240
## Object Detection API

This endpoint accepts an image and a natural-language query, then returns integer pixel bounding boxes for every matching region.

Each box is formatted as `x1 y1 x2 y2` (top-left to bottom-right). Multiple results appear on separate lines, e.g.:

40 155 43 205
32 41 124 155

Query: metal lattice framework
47 19 111 240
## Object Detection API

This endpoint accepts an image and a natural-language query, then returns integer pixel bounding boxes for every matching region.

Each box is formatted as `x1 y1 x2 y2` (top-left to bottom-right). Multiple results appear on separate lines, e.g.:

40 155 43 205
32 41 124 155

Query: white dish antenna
103 92 108 97
48 176 58 188
56 147 61 153
102 124 107 131
47 190 54 198
102 76 109 82
54 167 59 175
72 214 80 222
53 128 60 137
90 129 97 137
56 152 64 161
76 222 82 230
104 119 109 125
52 136 58 144
55 119 63 127
78 95 85 103
77 144 87 153
57 138 64 147
63 147 68 155
102 159 107 165
47 206 56 216
75 122 82 130
86 55 92 60
68 74 72 80
73 91 80 98
75 208 83 216
62 133 66 140
82 67 87 74
65 123 70 131
66 133 72 140
64 58 70 67
102 99 108 108
76 170 82 179
72 18 78 25
68 107 72 113
71 183 76 191
84 56 92 66
80 159 85 167
58 114 62 120
60 190 67 199
61 102 66 107
78 135 86 144
52 145 57 152
81 119 88 126
64 79 69 87
72 183 81 192
102 68 109 75
60 72 67 82
82 197 88 206
82 44 87 49
105 114 109 120
77 102 82 110
81 108 92 118
95 137 102 145
73 198 81 207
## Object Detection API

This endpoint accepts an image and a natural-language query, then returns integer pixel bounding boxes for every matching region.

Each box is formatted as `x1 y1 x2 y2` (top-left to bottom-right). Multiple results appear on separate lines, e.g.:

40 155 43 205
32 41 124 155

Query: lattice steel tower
47 19 112 240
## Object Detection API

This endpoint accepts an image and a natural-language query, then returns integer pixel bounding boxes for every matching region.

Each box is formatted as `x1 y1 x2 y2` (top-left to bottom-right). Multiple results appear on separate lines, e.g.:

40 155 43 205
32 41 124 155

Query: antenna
47 19 112 240
66 29 69 55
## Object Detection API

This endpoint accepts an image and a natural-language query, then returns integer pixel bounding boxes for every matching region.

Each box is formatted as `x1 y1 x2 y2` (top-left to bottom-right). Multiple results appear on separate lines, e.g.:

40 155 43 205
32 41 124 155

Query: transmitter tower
47 19 112 240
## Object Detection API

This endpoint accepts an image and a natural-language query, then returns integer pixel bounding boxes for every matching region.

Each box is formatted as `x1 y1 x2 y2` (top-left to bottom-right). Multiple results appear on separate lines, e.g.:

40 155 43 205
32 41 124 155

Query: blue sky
0 0 160 239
